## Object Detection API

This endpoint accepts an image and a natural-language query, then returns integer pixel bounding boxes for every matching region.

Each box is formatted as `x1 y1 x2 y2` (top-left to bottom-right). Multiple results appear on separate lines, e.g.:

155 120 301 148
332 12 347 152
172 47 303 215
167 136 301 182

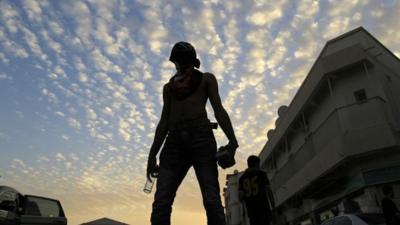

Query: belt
170 117 218 131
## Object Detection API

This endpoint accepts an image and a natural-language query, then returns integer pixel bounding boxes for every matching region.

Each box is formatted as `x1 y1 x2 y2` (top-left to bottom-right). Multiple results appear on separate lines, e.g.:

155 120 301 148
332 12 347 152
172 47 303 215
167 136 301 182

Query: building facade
224 27 400 225
224 170 248 225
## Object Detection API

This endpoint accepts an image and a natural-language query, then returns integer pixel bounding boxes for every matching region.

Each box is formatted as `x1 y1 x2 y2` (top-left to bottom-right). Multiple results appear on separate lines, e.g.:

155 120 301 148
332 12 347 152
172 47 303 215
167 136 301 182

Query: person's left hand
146 157 157 182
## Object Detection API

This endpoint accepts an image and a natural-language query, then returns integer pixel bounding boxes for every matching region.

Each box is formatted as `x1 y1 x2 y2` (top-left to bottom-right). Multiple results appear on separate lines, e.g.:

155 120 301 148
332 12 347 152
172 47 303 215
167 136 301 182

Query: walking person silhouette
239 155 275 225
147 42 239 225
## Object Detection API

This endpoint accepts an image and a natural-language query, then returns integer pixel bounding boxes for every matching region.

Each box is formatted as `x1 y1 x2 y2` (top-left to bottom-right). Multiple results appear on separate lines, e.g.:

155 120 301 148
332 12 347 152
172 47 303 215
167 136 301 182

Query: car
320 213 386 225
0 186 67 225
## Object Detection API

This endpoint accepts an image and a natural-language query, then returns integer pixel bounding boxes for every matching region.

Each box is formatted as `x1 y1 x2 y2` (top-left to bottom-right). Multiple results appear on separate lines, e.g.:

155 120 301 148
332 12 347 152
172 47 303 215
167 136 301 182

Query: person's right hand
147 157 157 182
217 144 236 169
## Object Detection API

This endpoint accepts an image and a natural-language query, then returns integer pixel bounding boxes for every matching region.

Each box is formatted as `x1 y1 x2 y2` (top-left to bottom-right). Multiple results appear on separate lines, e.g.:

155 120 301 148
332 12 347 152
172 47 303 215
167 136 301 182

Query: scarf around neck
169 69 203 100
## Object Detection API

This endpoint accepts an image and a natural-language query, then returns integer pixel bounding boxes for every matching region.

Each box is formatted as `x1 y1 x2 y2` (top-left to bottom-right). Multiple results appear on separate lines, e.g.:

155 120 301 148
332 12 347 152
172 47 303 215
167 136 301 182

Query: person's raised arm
147 84 170 180
207 73 238 147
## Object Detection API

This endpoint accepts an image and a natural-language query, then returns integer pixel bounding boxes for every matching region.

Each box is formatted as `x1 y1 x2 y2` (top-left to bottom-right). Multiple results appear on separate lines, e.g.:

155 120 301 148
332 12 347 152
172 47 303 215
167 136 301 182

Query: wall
260 28 400 216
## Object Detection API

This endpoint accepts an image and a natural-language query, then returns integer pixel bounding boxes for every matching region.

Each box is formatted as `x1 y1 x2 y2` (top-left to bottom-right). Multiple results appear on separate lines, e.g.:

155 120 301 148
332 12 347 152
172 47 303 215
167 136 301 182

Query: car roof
0 186 21 194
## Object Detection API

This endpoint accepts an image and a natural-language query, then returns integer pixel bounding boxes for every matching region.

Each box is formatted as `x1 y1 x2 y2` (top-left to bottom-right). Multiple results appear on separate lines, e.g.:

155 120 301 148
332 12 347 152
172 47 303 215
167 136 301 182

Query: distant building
223 170 248 225
224 27 400 225
80 217 129 225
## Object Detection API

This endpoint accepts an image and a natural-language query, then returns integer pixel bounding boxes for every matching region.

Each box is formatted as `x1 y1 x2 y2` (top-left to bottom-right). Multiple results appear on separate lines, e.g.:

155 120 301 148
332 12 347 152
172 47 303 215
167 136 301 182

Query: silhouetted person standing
147 42 238 225
239 155 275 225
381 185 400 225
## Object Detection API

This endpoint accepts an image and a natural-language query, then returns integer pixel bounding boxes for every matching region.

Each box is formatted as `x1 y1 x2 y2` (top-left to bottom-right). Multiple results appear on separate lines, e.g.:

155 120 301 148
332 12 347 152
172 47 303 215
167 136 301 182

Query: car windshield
0 187 18 211
357 213 386 225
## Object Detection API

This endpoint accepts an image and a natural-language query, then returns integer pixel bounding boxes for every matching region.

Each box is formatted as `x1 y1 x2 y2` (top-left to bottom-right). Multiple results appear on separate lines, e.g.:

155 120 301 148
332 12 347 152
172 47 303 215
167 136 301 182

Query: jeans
246 205 271 225
151 126 226 225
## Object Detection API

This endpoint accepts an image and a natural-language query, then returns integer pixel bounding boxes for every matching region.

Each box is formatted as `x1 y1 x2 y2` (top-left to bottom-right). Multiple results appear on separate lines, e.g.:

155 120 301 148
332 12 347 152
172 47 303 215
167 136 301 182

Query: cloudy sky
1 0 400 224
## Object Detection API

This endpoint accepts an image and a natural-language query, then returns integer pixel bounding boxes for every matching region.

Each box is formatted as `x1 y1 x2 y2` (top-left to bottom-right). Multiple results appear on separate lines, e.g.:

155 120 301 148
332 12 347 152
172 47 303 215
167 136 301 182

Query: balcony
270 96 399 205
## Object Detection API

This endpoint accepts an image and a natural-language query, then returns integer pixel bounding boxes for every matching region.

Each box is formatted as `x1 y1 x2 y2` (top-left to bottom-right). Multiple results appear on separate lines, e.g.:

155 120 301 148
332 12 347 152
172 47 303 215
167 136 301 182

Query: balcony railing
270 96 397 205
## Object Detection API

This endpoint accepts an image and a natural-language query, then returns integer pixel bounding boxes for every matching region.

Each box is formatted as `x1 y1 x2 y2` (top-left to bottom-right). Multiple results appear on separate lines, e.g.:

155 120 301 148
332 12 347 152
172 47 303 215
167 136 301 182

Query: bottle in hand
143 166 159 194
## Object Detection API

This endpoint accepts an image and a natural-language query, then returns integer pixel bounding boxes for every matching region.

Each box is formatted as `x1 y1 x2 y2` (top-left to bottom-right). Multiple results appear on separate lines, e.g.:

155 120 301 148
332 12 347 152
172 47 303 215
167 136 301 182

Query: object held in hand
144 166 159 194
216 145 236 169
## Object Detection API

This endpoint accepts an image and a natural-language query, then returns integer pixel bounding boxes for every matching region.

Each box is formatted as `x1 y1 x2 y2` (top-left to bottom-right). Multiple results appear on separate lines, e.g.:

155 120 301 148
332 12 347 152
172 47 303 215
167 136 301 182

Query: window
354 89 367 103
0 189 18 212
321 218 334 225
284 136 291 153
291 118 304 132
24 196 62 217
332 216 352 225
265 158 276 171
301 113 310 132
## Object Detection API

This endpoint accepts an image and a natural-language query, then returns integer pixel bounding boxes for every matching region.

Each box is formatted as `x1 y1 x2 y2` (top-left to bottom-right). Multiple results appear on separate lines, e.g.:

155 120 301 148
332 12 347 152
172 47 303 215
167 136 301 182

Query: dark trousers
246 204 271 225
151 127 226 225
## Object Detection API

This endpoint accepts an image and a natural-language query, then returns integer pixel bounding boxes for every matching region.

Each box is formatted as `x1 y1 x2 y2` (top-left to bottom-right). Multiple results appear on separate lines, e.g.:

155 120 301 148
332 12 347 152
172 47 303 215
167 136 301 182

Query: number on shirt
243 177 259 197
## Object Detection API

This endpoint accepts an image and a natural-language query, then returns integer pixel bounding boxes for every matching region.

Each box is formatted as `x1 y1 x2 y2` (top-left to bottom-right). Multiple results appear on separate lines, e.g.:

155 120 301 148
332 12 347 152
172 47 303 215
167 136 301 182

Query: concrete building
224 27 400 225
224 170 248 225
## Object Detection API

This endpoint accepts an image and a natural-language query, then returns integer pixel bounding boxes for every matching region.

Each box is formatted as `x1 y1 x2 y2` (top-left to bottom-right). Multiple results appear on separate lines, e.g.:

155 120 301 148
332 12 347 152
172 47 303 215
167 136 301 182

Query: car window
333 216 352 225
0 190 18 212
24 196 62 217
321 219 334 225
357 213 386 225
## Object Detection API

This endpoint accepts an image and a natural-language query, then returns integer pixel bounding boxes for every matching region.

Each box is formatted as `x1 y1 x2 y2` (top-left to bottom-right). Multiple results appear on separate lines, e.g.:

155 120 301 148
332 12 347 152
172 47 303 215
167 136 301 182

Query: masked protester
147 42 239 225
